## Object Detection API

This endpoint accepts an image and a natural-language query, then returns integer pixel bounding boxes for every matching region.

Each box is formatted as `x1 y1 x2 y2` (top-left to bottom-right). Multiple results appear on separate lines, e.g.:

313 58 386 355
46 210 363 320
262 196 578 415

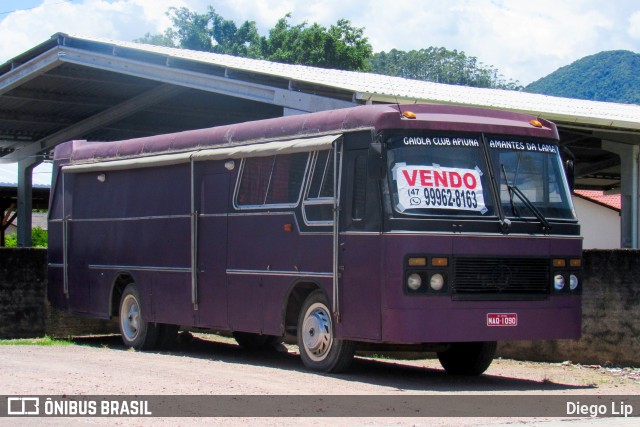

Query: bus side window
352 154 367 220
236 153 308 208
265 152 308 205
303 149 337 224
237 156 273 206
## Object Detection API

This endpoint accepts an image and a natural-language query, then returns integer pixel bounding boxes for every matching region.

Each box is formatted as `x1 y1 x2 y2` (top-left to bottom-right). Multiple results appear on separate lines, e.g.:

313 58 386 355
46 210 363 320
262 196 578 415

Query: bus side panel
227 274 263 333
337 234 382 340
47 260 67 311
65 221 92 315
195 166 231 329
196 215 229 329
227 213 333 334
67 209 192 322
65 165 193 324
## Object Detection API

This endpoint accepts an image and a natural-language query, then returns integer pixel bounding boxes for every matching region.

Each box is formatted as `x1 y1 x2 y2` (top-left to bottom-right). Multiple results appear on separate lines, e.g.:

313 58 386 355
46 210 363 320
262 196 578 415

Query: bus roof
57 104 558 170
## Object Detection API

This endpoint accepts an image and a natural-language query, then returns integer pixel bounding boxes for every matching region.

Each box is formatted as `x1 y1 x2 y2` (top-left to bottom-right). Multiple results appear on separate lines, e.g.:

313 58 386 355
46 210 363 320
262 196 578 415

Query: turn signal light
408 257 427 267
431 257 448 267
552 258 566 267
570 259 582 267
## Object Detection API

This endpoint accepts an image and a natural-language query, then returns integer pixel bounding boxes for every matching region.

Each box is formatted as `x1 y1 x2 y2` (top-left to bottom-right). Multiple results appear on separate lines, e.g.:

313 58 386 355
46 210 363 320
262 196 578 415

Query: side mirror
560 146 575 194
368 142 385 179
565 159 575 194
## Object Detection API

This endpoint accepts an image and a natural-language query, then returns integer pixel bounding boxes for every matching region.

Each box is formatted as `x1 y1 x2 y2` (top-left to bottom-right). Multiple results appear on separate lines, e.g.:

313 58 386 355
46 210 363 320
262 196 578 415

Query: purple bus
48 104 582 375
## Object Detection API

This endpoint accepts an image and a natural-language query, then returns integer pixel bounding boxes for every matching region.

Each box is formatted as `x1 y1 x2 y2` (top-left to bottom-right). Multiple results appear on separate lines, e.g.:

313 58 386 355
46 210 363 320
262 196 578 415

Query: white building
573 190 621 249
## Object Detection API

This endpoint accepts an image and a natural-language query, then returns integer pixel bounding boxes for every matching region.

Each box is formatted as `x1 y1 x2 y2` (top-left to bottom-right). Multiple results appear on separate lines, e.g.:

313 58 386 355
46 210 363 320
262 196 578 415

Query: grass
0 335 72 346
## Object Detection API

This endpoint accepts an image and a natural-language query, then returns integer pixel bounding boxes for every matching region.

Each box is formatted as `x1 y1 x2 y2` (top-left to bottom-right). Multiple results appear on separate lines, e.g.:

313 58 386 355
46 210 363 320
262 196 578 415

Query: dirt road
1 334 638 426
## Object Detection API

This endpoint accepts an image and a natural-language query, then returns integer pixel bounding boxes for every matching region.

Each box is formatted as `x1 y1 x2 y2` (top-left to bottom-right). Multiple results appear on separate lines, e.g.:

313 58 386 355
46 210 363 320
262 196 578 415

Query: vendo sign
394 164 487 213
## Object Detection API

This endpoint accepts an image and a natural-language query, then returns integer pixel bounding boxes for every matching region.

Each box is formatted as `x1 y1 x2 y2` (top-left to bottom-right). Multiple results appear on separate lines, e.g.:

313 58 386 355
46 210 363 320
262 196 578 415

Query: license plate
487 313 518 327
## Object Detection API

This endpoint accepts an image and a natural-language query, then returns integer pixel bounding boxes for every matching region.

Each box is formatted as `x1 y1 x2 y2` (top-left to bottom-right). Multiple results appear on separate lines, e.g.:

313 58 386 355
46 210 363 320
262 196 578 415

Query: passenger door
337 139 382 340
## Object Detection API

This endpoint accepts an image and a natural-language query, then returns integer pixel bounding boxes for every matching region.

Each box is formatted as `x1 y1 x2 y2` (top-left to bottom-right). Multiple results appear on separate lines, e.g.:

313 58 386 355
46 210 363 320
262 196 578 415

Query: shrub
4 226 48 248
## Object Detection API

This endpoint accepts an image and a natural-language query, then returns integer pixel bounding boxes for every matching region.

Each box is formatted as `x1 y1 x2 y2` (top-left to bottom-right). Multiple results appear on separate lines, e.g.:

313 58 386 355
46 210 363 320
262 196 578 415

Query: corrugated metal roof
75 35 640 131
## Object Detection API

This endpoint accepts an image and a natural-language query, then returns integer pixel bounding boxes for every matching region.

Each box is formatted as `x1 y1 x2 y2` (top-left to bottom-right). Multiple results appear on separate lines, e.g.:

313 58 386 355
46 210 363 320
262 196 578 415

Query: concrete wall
1 248 639 366
0 248 116 339
497 249 640 366
0 248 46 338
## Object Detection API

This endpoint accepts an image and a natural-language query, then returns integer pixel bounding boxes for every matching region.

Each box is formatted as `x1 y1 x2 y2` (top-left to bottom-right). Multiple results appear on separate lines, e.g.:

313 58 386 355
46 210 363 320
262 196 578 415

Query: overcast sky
1 0 639 86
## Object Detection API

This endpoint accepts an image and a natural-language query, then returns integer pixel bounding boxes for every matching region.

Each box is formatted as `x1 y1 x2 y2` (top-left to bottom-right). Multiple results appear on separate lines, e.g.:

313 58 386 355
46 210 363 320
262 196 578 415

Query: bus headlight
407 273 422 291
429 273 444 291
569 274 579 290
553 274 565 290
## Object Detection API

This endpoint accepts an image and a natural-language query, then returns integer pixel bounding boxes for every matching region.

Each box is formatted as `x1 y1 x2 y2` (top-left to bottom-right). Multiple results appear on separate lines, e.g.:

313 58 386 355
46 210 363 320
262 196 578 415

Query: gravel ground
1 333 638 426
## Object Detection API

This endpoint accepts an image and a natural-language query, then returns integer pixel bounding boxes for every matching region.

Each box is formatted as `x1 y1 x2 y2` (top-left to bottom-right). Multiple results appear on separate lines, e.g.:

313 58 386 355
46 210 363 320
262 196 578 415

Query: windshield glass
486 136 576 220
387 133 495 217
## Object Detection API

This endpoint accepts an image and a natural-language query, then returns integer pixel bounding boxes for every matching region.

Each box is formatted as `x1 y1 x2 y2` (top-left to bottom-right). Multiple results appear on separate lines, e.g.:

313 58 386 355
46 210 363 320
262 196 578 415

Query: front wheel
119 283 158 350
297 290 355 373
437 341 497 376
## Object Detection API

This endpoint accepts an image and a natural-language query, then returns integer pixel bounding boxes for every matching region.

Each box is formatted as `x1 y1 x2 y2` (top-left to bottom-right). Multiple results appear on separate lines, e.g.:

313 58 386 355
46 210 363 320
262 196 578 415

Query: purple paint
48 103 581 353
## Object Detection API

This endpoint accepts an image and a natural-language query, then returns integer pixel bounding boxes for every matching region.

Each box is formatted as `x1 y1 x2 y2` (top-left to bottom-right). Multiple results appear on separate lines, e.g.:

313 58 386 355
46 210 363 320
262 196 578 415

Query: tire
437 341 497 376
118 283 159 350
233 332 281 351
297 290 355 373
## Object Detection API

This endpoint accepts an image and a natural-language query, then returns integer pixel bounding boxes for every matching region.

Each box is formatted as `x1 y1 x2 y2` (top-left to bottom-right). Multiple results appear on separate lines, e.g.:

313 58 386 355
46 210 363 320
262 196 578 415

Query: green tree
135 31 176 48
136 7 263 57
263 15 371 70
369 48 522 90
135 8 372 71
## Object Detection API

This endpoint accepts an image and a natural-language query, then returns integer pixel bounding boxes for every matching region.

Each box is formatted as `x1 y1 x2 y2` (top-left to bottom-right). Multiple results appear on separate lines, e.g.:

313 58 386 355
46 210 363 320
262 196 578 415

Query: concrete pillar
602 141 639 248
17 157 42 247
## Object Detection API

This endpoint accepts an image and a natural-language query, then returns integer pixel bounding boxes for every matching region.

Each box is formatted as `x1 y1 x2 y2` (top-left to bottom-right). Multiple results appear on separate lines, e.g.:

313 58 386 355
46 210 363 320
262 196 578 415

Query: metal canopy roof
1 33 640 192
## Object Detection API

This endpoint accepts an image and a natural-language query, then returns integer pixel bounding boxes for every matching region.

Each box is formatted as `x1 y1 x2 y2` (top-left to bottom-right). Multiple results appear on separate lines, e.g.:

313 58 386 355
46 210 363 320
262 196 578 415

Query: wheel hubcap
302 303 332 361
120 294 140 341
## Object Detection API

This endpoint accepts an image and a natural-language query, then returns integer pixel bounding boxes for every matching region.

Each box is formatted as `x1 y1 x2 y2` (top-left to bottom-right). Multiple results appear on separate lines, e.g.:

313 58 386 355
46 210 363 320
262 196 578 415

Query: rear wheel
119 284 158 350
297 290 355 373
437 341 497 376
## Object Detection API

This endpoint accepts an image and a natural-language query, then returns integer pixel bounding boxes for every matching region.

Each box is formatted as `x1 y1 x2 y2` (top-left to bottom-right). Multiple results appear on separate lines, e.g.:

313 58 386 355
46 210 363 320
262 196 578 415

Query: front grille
452 257 550 300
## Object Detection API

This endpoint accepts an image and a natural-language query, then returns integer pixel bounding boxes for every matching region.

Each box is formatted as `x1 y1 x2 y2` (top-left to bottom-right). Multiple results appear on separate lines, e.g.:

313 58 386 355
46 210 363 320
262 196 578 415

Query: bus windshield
487 136 576 220
387 133 576 221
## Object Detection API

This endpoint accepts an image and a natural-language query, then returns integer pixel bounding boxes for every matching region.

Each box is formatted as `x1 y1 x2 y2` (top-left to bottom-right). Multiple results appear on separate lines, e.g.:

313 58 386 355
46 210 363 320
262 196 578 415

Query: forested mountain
525 50 640 104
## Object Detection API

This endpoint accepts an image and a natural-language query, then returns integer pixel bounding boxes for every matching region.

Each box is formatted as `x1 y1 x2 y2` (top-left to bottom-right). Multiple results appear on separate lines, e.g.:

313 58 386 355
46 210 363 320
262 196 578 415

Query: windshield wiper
501 164 519 217
501 164 551 231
